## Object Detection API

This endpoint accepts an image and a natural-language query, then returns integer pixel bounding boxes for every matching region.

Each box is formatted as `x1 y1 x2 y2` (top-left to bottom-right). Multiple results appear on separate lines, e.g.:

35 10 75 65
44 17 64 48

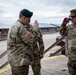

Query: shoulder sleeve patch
24 31 30 38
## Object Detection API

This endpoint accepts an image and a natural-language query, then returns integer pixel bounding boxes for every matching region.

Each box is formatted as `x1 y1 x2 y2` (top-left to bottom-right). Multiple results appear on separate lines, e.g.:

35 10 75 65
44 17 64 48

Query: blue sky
0 0 76 25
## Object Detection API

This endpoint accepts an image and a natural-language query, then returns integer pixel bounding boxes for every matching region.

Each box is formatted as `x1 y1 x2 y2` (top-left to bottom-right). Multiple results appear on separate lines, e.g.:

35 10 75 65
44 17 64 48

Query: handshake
61 17 71 26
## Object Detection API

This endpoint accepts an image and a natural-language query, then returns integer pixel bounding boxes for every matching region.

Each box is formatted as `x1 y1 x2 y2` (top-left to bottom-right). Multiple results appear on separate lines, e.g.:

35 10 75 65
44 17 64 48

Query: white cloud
0 0 76 25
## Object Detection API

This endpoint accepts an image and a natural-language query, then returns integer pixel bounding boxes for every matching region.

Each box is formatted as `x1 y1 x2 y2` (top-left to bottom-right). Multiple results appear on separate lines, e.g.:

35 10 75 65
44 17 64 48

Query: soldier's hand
62 18 69 26
40 54 43 59
34 20 39 28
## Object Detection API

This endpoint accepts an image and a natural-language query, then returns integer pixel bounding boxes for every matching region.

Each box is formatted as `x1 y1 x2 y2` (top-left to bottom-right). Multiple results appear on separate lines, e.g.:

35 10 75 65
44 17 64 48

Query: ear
23 16 25 19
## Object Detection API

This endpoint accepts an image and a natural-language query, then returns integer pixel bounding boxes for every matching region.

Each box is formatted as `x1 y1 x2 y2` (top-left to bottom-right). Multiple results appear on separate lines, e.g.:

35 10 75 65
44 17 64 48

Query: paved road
43 32 61 57
43 32 60 49
0 32 69 75
0 40 7 54
0 40 7 67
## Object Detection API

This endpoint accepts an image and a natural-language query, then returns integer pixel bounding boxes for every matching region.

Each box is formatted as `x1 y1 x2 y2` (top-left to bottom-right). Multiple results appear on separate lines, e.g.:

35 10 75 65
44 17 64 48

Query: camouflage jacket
60 24 76 60
7 20 34 66
26 25 44 60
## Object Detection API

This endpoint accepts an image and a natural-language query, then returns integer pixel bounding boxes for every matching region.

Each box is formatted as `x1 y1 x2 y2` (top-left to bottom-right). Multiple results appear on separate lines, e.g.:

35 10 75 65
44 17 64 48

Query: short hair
19 13 24 18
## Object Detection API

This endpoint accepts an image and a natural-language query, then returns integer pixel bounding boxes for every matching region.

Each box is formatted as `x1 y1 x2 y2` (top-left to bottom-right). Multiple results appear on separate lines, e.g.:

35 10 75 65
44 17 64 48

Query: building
0 23 59 40
39 23 59 34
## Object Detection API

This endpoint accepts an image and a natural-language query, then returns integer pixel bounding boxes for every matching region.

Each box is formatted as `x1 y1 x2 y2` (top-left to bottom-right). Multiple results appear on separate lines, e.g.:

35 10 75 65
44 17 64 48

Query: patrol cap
70 9 76 17
20 9 33 17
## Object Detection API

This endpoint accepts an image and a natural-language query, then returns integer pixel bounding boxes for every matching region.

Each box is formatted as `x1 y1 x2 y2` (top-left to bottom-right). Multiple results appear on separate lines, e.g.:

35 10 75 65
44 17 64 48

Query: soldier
24 20 44 75
60 9 76 75
31 20 44 75
7 9 44 75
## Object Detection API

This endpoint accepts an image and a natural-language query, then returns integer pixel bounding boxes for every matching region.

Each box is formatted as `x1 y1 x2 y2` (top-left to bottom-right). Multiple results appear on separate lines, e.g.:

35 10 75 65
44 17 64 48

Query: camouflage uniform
7 20 44 75
60 24 76 75
25 24 44 75
7 20 34 75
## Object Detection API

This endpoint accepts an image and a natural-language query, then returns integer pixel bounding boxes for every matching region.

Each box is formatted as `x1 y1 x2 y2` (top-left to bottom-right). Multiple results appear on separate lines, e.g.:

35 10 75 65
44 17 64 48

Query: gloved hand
62 18 69 26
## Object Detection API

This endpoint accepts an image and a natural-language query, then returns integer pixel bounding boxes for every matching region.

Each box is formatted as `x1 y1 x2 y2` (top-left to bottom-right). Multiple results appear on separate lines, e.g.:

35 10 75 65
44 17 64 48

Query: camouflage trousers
67 59 76 75
31 59 41 75
11 65 29 75
11 59 41 75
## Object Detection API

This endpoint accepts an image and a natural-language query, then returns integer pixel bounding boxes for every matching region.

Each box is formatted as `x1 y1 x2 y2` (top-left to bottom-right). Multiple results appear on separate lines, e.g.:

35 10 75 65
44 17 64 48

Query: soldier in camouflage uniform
31 20 44 75
60 9 76 75
7 9 44 75
25 20 44 75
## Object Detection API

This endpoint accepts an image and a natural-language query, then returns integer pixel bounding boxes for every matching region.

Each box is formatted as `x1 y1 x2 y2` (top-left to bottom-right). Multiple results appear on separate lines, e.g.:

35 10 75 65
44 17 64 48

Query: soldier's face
23 16 31 25
71 16 76 24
